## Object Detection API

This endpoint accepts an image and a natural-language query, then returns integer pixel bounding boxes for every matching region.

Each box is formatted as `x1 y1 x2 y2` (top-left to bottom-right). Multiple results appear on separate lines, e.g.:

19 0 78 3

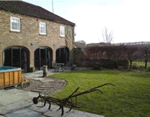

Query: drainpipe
11 48 13 67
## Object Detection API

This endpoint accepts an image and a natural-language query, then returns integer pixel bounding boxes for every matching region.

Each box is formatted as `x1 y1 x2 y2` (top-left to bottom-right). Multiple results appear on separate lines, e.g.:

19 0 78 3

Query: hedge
87 59 129 69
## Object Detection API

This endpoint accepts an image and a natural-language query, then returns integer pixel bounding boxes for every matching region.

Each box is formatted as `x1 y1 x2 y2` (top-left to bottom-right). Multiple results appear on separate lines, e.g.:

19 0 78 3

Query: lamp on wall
30 43 33 46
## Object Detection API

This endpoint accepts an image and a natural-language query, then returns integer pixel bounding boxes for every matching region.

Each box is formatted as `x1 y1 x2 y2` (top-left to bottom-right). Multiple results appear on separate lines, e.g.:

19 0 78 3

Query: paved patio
0 97 104 117
0 70 104 117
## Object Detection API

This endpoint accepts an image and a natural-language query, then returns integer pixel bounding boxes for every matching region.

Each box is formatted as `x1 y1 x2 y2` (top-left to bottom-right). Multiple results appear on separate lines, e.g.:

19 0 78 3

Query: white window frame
39 22 46 35
10 17 20 32
60 26 65 37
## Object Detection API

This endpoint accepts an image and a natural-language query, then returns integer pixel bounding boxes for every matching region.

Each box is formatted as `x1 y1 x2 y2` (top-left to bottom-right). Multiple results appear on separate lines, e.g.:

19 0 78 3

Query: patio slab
0 70 104 117
1 100 104 117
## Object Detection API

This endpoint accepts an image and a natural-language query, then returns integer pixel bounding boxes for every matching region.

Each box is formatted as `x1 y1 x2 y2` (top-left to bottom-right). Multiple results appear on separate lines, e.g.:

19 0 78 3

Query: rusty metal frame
33 83 114 116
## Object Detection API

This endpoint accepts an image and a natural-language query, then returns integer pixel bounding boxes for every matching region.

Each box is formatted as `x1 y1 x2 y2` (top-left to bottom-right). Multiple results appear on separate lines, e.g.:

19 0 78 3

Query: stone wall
0 10 74 69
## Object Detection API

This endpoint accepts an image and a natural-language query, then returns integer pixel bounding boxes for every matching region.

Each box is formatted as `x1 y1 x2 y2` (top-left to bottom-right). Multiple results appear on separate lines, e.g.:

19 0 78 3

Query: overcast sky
24 0 150 44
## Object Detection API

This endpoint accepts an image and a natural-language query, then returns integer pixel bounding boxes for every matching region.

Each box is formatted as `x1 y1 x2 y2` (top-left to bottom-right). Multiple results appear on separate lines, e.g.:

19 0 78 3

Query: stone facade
0 10 75 70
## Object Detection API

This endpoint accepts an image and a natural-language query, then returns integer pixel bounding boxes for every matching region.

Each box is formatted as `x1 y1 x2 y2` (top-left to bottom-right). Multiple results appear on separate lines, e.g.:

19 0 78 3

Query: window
60 26 65 37
10 17 20 32
39 22 46 35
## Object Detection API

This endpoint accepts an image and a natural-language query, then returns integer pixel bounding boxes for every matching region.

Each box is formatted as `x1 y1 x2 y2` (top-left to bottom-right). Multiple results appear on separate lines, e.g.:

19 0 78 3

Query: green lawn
49 70 150 117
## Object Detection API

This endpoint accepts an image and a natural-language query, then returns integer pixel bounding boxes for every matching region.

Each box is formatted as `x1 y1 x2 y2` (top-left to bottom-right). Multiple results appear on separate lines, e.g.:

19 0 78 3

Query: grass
49 70 150 117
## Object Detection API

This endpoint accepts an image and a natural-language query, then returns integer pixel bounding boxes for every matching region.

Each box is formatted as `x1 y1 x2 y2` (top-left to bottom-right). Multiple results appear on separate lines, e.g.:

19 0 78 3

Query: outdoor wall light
30 43 33 46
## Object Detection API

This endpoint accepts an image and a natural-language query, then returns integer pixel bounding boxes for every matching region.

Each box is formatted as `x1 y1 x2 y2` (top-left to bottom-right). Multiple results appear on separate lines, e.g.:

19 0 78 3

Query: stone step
36 87 53 90
39 86 54 88
40 84 55 87
40 84 54 86
35 88 46 90
31 89 47 92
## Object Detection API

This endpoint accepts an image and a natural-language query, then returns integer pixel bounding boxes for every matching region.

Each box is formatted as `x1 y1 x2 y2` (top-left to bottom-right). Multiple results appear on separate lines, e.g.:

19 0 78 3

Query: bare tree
140 46 150 68
85 45 127 60
124 46 138 70
101 27 113 43
85 45 140 70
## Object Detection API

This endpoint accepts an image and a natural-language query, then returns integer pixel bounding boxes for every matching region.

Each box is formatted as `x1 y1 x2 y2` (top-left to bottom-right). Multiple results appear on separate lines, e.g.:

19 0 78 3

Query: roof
0 1 75 26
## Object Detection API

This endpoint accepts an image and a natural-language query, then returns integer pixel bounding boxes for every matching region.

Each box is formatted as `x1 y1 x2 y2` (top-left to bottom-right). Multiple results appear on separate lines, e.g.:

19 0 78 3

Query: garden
47 45 150 117
50 69 150 117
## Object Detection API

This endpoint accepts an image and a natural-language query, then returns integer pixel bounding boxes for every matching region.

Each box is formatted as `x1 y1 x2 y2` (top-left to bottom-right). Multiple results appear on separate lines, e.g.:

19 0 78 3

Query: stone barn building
0 1 75 72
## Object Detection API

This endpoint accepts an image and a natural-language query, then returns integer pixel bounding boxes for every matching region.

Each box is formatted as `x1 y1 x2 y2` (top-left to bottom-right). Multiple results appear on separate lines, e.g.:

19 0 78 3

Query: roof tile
0 1 75 26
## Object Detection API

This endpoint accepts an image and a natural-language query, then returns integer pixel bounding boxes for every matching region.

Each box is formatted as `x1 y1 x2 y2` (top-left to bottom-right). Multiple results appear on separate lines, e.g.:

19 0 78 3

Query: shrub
72 48 86 67
87 59 129 69
132 64 139 69
118 66 124 70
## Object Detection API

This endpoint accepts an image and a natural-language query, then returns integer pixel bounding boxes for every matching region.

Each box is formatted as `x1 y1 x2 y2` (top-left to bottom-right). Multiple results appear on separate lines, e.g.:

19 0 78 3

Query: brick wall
0 10 74 69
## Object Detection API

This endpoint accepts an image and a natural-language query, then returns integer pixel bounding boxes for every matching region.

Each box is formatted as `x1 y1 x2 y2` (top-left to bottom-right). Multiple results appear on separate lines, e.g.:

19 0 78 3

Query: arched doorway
56 47 69 64
34 47 53 70
3 46 30 72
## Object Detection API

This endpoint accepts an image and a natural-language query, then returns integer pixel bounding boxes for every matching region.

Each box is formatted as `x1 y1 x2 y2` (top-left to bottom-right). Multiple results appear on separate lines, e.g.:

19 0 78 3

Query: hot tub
0 66 22 88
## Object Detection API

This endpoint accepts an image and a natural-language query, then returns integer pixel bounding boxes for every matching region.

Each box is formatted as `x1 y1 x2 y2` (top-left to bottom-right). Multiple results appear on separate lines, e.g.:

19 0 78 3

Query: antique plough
33 83 114 116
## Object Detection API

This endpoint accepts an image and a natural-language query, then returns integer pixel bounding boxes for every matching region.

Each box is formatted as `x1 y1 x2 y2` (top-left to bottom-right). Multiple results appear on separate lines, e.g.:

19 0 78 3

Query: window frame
60 26 65 37
39 22 47 35
10 17 21 32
